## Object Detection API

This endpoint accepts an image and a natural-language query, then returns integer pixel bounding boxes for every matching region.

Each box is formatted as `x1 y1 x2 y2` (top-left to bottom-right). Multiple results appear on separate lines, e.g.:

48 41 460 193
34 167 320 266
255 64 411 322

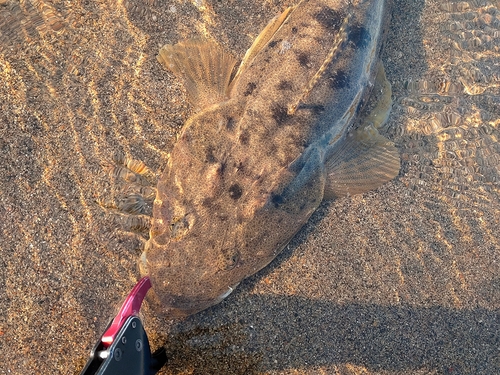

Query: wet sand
1 0 499 374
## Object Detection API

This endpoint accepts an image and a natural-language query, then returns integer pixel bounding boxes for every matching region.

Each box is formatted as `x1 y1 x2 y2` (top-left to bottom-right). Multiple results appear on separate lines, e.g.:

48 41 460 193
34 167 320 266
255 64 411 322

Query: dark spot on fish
239 130 250 145
277 80 293 90
271 193 284 208
298 103 325 114
297 52 311 68
217 161 226 175
329 70 349 90
202 197 215 207
349 23 370 48
235 161 245 173
244 82 257 96
228 183 243 200
271 103 291 125
205 145 217 163
226 117 235 130
311 104 325 114
314 6 344 31
291 26 298 34
268 39 281 48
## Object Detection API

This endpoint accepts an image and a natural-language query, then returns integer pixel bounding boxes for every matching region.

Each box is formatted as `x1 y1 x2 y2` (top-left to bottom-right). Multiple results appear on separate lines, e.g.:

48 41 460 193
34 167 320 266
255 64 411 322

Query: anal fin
157 39 237 111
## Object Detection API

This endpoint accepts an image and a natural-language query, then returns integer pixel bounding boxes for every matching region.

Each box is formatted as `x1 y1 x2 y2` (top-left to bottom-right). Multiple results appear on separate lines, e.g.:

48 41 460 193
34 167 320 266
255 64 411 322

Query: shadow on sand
162 295 499 374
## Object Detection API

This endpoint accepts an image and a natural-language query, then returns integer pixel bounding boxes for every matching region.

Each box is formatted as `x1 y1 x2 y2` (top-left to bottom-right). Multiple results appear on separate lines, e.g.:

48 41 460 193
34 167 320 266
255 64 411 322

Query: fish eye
222 249 240 270
169 214 191 239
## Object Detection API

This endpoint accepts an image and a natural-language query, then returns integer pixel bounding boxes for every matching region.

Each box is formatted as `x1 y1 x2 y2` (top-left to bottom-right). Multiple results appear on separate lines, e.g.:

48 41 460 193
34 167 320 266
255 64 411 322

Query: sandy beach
0 0 499 374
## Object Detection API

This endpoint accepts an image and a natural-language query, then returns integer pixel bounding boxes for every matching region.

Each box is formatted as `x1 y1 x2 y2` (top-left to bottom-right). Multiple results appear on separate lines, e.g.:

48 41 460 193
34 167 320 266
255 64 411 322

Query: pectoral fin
157 39 237 110
324 125 400 199
324 63 399 199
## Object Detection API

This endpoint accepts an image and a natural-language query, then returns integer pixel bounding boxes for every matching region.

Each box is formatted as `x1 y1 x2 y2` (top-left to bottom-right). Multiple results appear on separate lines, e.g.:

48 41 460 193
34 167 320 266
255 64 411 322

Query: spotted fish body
142 0 399 316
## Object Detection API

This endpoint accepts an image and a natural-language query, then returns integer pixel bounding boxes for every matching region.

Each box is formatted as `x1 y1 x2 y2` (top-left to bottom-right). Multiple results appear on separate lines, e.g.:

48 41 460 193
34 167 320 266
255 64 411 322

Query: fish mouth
140 242 239 316
142 279 240 318
164 283 240 316
216 285 237 301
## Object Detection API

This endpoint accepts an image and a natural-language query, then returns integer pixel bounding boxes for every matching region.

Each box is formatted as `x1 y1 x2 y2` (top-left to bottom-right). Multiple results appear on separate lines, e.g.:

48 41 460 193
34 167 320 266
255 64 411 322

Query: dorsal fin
157 39 237 111
230 5 296 91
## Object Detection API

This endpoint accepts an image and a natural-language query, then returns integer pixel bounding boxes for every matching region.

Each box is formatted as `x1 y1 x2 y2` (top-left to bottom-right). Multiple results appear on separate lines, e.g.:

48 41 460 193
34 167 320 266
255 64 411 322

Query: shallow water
0 0 499 374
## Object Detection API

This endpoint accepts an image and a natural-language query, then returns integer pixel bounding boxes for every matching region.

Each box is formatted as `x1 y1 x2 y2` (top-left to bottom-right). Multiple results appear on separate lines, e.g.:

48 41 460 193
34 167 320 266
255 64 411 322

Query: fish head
140 108 250 317
140 218 241 318
140 188 245 317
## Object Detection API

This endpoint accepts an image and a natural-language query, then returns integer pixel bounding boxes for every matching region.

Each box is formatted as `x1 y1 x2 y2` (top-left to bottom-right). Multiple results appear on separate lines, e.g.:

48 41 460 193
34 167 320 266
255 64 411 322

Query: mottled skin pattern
143 0 395 316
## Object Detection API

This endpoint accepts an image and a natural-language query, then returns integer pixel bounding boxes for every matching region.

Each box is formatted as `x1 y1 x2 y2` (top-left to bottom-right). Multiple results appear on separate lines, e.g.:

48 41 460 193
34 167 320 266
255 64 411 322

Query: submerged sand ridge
0 0 499 374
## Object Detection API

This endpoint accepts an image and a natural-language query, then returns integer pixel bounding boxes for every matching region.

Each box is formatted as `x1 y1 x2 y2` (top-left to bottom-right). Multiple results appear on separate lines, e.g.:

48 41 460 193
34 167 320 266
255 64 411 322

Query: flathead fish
141 0 399 316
